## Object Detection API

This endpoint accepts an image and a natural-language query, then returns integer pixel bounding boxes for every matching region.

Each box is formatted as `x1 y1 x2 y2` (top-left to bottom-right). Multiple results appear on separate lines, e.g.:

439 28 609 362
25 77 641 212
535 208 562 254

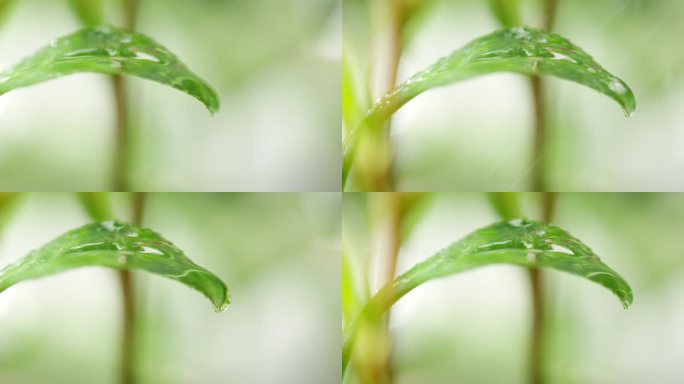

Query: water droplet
133 52 160 62
511 27 530 40
101 221 116 232
508 218 523 227
141 246 163 255
550 244 575 255
550 51 577 63
608 79 627 94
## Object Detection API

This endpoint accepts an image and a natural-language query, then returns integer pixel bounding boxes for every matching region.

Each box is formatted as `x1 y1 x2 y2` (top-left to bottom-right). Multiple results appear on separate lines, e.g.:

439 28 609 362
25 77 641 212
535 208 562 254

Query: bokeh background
344 0 684 191
343 193 684 383
0 0 340 191
0 193 340 383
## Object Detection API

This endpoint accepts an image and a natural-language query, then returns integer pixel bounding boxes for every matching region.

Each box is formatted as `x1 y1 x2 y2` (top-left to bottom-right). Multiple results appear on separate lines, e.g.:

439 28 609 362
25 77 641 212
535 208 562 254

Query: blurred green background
344 0 684 191
0 0 340 191
343 193 684 383
0 193 340 383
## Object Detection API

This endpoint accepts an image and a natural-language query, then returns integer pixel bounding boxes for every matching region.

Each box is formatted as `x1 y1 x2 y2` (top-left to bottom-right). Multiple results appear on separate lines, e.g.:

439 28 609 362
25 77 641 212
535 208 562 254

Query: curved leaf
391 218 632 308
343 27 636 179
0 26 219 113
0 221 230 312
343 219 632 369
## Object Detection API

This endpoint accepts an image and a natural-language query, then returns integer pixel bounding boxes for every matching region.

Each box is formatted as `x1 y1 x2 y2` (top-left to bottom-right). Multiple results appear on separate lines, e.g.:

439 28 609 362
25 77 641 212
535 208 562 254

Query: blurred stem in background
487 191 556 384
121 192 146 384
355 193 402 383
113 1 142 382
357 0 404 191
530 0 558 191
528 2 559 383
77 192 146 384
112 0 140 191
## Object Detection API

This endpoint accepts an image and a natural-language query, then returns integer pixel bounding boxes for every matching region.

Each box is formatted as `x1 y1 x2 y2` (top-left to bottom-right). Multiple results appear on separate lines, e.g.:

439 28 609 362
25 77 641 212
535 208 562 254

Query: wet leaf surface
0 221 230 312
0 26 219 113
344 27 635 179
343 219 632 369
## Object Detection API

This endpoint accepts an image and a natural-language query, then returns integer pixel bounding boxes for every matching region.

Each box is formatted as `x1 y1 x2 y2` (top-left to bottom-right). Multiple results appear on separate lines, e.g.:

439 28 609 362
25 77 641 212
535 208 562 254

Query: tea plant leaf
343 219 631 370
0 26 219 113
343 27 635 180
0 221 230 312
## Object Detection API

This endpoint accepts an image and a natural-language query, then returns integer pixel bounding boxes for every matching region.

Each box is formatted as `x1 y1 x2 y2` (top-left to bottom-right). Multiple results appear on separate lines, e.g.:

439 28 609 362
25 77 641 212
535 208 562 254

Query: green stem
528 1 559 382
378 192 401 382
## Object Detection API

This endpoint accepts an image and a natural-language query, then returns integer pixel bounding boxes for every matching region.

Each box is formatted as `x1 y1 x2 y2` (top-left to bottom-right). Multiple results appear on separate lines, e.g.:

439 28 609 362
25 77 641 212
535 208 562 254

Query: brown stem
119 269 135 384
111 75 129 192
123 0 140 30
111 0 140 192
528 1 560 383
378 193 402 383
527 266 544 384
543 0 559 31
368 0 403 191
116 1 141 382
119 193 146 384
530 76 546 192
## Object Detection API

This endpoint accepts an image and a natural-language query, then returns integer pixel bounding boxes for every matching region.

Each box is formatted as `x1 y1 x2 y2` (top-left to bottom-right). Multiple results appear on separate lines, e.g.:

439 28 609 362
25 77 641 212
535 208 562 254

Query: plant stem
528 1 559 383
116 1 140 383
362 193 402 384
111 0 140 191
119 268 135 384
379 193 402 382
111 75 129 192
530 76 546 192
530 0 559 192
366 0 403 191
119 192 146 384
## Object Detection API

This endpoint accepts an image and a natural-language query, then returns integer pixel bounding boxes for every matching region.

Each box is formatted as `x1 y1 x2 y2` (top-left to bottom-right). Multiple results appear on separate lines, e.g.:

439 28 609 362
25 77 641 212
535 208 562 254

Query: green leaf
67 0 105 27
76 192 114 222
383 218 631 311
487 0 522 28
0 221 230 312
343 219 632 369
343 27 636 180
486 192 522 221
0 26 219 114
